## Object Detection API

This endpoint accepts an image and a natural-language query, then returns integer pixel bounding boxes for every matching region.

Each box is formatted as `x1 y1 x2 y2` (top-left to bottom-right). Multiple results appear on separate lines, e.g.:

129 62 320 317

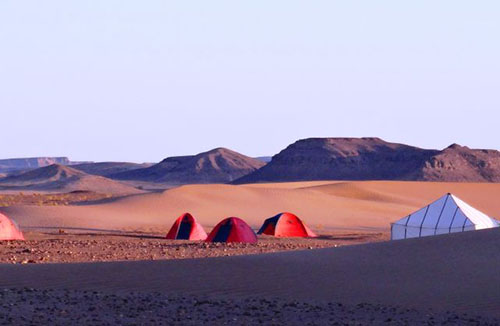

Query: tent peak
391 193 498 240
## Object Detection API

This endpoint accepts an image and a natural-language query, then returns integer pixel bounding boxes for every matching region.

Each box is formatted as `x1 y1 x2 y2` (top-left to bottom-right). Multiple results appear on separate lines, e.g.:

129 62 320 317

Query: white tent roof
391 193 499 240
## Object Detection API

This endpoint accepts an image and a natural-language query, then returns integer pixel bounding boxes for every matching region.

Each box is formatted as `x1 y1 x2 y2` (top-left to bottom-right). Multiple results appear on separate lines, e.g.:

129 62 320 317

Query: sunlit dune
3 181 499 234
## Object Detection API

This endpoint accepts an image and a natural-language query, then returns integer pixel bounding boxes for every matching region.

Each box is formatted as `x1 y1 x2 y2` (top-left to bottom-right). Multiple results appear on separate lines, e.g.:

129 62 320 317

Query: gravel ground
0 288 497 325
0 232 386 264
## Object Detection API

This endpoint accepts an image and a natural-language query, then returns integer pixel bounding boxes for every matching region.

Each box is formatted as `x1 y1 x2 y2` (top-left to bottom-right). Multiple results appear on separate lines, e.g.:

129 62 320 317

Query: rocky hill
235 138 500 183
110 148 266 184
411 144 500 182
0 164 143 195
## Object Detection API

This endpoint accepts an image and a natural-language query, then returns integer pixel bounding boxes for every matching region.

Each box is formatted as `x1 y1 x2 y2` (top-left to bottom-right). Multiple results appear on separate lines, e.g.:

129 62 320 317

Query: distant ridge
110 148 266 184
2 138 498 185
0 164 143 195
0 157 70 173
71 162 153 177
235 138 500 183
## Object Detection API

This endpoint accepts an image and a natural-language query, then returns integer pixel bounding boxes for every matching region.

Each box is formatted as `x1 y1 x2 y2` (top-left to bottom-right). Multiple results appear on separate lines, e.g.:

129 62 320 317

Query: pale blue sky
0 1 499 162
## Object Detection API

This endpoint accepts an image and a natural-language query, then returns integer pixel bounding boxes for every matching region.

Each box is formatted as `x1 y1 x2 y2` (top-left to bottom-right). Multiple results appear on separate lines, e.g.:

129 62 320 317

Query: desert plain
0 180 499 324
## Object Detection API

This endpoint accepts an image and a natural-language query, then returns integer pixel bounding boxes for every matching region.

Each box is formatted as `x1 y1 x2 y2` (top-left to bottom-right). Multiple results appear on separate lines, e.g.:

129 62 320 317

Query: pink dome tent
0 212 24 241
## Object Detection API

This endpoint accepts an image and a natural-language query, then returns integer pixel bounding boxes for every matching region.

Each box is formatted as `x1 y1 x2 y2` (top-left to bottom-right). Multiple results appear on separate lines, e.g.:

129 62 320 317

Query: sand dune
0 227 499 318
3 181 499 234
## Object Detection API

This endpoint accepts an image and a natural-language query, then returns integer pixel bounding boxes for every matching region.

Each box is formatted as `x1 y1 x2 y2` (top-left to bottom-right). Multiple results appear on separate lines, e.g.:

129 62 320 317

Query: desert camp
2 0 500 324
1 173 500 324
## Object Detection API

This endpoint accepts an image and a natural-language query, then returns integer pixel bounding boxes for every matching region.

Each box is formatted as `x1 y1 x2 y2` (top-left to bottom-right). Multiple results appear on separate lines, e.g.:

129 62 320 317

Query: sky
0 1 499 162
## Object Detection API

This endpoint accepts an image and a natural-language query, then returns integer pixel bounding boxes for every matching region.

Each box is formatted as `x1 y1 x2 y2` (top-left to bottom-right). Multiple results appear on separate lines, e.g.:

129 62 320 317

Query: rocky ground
0 288 497 325
0 231 387 264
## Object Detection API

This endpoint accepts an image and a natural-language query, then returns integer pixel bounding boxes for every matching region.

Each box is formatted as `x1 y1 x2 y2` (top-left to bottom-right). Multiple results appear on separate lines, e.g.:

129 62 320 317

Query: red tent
206 217 257 243
166 213 207 240
258 212 316 237
0 212 24 241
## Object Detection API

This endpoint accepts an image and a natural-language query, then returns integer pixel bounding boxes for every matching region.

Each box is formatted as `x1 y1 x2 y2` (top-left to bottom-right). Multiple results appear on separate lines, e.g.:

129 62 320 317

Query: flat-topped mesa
110 147 266 184
235 138 435 183
234 138 500 183
0 157 70 173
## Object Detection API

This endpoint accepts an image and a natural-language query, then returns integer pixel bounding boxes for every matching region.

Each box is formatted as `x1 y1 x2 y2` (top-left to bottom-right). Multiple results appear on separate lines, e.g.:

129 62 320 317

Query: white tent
391 193 499 240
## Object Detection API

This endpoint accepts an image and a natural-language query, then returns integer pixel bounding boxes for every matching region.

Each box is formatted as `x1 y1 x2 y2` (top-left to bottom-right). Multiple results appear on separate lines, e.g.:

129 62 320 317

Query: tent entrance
176 220 192 239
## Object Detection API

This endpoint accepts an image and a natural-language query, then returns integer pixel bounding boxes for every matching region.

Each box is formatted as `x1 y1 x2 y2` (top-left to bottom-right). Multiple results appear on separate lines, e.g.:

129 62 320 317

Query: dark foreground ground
1 229 499 325
0 288 497 326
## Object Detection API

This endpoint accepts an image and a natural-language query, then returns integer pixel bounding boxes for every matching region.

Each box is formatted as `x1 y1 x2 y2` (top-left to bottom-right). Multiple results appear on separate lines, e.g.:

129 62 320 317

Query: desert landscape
2 1 499 323
1 138 500 324
1 167 500 324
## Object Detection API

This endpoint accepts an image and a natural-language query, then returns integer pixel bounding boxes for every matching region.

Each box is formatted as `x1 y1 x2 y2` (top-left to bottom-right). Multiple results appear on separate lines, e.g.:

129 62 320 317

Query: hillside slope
111 148 265 184
412 144 500 182
0 164 143 195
